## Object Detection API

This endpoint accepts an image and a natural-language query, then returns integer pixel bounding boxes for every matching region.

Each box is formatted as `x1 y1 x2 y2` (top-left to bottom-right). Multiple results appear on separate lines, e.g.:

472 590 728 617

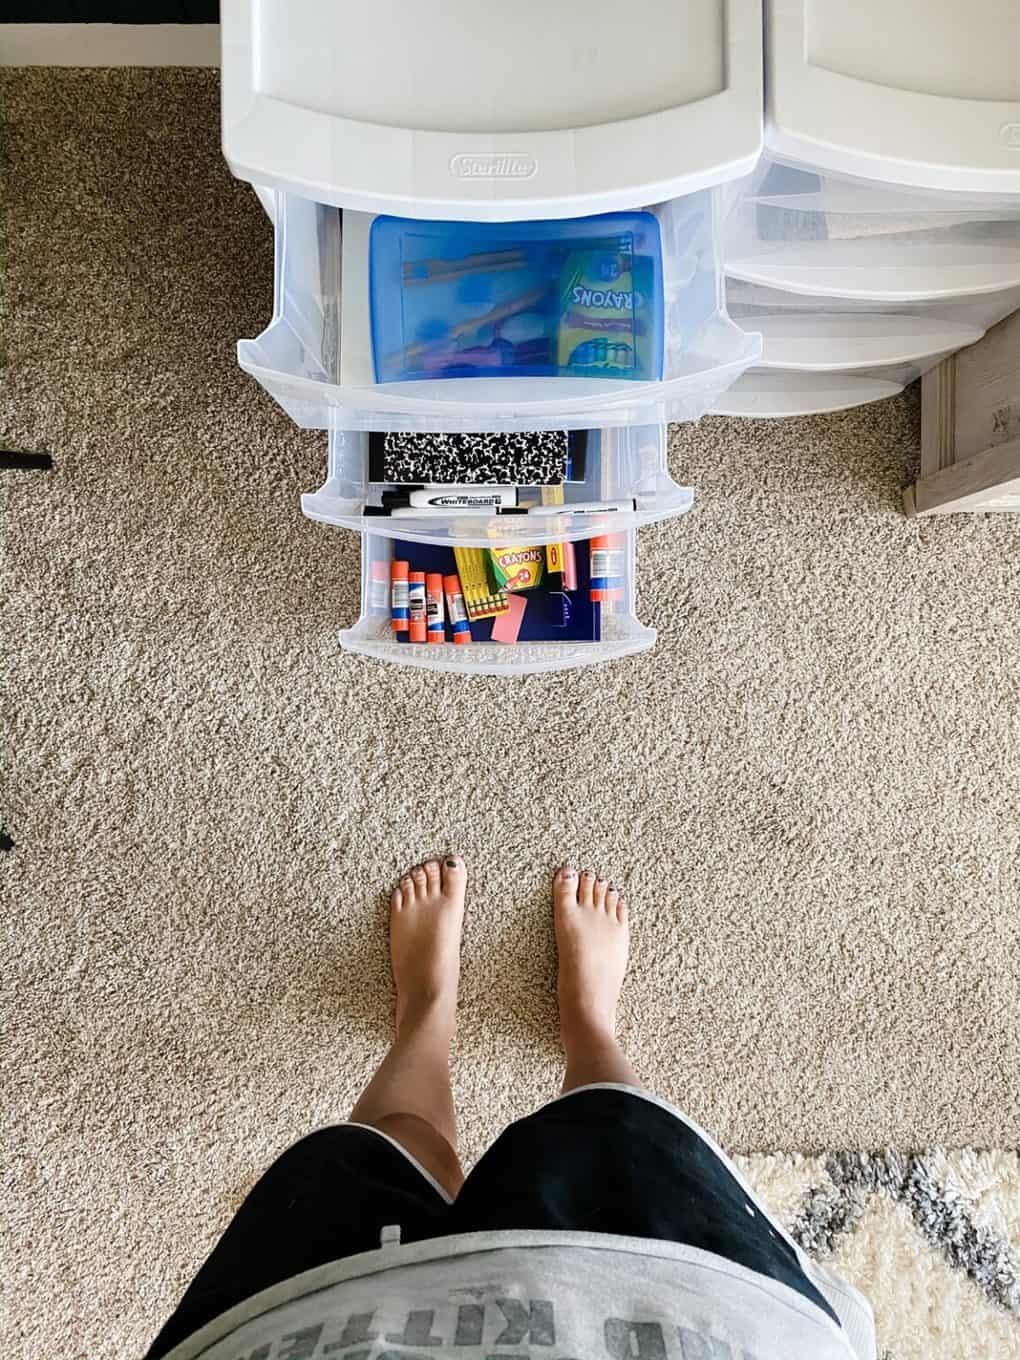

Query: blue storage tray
370 213 664 384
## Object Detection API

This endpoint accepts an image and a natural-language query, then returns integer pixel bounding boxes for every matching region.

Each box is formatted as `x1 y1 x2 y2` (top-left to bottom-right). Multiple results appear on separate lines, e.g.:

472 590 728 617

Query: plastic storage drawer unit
238 190 761 434
724 159 1020 303
716 280 1020 417
764 0 1020 197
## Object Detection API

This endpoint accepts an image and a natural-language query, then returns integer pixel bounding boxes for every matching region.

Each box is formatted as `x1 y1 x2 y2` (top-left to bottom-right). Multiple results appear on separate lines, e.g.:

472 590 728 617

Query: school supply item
589 535 625 605
390 560 409 632
443 574 472 645
408 571 427 642
528 499 637 517
371 430 583 488
426 574 445 642
393 540 600 645
490 592 527 644
489 545 545 593
389 505 498 518
562 540 578 592
370 559 389 612
453 546 509 621
404 485 517 509
541 481 566 573
369 215 662 383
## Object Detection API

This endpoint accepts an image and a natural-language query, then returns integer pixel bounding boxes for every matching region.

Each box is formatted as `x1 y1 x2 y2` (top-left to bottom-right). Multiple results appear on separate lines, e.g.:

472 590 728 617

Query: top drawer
221 0 762 220
237 190 760 433
766 0 1020 195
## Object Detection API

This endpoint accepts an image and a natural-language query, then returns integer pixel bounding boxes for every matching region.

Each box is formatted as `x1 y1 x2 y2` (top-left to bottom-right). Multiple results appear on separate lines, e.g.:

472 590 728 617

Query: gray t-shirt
160 1232 875 1360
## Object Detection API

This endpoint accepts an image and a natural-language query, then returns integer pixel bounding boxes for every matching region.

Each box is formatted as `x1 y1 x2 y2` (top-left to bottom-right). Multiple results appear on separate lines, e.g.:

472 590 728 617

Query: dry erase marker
370 559 389 613
408 571 427 642
388 505 505 519
390 560 409 632
408 485 517 509
527 499 636 516
443 573 472 644
426 573 445 642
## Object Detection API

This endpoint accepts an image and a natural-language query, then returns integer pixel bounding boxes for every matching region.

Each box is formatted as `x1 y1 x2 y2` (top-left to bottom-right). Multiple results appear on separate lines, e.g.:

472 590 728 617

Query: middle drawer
301 425 693 545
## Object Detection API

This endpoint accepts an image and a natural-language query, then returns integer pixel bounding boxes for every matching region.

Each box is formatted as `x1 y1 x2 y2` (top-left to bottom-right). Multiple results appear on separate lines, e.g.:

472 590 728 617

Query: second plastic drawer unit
715 277 1020 416
724 159 1020 303
237 190 761 434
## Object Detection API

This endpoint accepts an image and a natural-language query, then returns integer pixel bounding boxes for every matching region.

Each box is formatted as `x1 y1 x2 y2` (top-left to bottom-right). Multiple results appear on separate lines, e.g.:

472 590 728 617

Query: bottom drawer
340 530 654 676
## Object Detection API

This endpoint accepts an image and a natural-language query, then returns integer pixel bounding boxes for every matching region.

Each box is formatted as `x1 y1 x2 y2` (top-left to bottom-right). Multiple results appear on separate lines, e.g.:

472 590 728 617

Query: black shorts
147 1086 839 1359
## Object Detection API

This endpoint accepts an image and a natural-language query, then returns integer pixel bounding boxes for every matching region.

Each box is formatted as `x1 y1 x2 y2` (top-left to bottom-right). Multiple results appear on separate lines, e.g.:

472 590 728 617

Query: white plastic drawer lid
766 0 1020 194
220 0 762 220
238 191 761 434
711 368 904 417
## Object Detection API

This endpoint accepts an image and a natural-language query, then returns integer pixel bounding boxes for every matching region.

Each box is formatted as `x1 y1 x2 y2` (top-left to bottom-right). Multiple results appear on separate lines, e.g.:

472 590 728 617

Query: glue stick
390 560 409 632
426 573 445 642
408 571 427 642
589 534 625 605
371 559 389 613
443 573 472 645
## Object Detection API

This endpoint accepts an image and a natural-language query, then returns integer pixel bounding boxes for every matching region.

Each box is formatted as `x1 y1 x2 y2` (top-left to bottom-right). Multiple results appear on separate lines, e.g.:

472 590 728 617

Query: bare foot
554 865 629 1049
390 856 466 1032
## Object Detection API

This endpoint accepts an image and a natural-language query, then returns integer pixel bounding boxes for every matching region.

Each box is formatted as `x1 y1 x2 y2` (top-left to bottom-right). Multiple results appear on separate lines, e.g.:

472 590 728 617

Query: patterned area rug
739 1150 1020 1358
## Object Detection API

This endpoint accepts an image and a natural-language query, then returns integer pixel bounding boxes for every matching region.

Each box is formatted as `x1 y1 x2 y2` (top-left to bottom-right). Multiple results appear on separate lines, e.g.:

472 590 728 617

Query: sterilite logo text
1001 123 1020 150
449 154 538 180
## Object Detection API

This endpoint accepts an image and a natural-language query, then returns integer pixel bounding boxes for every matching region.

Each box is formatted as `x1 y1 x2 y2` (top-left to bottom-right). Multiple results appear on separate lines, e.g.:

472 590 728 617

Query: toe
423 859 441 893
606 887 620 917
615 897 627 923
400 872 415 904
391 885 404 912
442 855 466 892
578 869 595 907
593 875 608 909
553 864 579 905
411 865 427 894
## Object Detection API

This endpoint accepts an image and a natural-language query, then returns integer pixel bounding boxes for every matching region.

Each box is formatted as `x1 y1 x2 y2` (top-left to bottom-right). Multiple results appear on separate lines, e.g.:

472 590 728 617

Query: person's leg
350 856 467 1198
553 865 640 1092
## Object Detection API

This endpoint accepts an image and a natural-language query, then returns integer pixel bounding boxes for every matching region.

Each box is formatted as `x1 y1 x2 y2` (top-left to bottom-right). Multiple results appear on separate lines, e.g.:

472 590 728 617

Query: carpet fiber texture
2 70 1019 1360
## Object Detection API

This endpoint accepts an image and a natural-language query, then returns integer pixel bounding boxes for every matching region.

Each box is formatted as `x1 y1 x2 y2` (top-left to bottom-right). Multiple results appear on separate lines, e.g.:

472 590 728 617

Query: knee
369 1112 464 1198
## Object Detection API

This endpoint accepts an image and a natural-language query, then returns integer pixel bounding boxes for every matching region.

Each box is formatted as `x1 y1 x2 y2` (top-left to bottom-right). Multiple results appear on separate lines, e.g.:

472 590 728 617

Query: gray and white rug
737 1149 1020 1359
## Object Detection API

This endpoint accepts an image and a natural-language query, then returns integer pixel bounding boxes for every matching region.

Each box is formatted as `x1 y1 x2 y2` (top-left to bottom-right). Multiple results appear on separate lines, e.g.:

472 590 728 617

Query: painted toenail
446 857 459 867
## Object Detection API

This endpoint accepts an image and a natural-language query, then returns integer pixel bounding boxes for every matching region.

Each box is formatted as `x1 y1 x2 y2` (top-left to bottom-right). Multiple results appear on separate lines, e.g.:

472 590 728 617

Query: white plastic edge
765 0 1020 195
220 0 763 219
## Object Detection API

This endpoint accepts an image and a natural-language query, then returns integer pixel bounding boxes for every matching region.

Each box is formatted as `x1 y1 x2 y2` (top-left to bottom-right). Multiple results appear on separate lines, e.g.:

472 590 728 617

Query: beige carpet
3 71 1020 1360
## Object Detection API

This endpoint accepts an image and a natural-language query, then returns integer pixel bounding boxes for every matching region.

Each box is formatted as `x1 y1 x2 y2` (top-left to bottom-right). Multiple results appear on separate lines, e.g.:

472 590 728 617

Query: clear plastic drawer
724 159 1020 302
301 425 694 546
340 530 655 676
711 369 906 418
237 190 760 433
